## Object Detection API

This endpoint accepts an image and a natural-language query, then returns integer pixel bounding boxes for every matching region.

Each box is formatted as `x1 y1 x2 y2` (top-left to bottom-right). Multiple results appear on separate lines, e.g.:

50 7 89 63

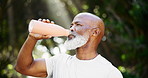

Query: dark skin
15 13 104 77
71 13 104 60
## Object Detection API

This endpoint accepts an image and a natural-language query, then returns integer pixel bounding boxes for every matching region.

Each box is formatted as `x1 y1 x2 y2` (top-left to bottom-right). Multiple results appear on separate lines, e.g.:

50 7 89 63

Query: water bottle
28 20 69 36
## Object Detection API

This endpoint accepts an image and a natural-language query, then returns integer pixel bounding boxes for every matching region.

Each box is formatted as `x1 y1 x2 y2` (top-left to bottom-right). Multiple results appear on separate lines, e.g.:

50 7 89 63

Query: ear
91 28 101 36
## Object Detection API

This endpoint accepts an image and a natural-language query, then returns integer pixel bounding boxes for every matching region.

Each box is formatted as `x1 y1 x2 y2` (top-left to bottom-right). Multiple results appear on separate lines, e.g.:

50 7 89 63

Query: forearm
15 35 37 70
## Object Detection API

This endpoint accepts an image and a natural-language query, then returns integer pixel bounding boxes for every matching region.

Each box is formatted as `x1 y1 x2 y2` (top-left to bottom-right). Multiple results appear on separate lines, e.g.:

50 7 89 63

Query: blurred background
0 0 148 78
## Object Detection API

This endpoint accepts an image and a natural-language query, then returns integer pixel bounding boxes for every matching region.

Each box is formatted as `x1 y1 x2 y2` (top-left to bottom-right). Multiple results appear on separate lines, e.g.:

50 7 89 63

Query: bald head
74 12 105 37
65 13 105 50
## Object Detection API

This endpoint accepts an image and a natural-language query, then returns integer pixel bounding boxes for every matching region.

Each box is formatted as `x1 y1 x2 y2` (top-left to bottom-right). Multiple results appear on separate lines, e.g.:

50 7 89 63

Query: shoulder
107 66 123 78
97 55 123 78
96 55 112 65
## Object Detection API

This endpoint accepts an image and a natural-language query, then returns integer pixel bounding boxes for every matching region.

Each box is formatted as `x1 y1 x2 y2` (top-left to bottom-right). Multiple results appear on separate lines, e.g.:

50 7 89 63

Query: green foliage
0 0 148 78
63 0 148 78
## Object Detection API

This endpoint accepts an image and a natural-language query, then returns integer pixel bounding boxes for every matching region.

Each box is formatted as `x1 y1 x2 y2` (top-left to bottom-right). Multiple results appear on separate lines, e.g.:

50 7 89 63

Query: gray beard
64 34 88 50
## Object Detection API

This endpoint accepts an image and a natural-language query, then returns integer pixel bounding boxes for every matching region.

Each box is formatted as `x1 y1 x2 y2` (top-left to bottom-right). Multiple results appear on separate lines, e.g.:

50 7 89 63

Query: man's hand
29 33 51 40
29 19 54 40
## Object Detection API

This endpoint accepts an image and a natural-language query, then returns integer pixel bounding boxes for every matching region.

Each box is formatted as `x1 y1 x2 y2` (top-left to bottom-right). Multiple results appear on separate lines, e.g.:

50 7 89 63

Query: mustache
69 31 79 36
67 32 79 40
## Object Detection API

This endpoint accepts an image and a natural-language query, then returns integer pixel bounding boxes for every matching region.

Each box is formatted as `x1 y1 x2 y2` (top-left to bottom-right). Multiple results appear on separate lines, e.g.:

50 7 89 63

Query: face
64 16 91 50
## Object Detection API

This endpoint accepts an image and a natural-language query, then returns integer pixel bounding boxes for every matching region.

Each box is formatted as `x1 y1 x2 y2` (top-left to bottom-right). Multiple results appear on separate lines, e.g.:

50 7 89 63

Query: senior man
15 13 123 78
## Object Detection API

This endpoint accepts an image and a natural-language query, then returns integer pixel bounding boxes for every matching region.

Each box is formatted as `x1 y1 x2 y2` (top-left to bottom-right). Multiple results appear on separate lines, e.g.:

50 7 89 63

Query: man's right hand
29 19 54 40
29 33 52 40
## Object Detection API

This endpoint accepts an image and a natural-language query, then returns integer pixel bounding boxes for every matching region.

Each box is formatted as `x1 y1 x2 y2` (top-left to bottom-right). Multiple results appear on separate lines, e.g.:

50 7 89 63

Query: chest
71 62 108 78
54 60 109 78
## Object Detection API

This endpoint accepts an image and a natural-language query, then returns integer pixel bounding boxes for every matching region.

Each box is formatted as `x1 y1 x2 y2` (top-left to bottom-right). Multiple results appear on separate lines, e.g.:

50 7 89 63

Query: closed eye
76 23 82 26
70 24 73 28
70 23 83 28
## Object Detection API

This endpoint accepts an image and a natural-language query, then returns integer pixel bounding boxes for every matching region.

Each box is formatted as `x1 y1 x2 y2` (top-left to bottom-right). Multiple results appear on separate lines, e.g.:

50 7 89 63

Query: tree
0 0 147 78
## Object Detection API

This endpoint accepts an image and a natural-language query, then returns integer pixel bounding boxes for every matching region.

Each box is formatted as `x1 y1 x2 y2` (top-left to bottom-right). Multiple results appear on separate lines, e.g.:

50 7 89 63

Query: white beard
64 34 88 50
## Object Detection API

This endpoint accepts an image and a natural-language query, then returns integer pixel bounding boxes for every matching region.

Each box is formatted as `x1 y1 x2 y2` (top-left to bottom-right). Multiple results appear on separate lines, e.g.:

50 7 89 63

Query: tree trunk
7 0 16 46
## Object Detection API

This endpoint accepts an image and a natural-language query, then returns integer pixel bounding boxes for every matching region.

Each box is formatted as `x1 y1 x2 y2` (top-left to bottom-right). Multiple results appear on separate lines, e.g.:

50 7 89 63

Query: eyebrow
71 21 82 25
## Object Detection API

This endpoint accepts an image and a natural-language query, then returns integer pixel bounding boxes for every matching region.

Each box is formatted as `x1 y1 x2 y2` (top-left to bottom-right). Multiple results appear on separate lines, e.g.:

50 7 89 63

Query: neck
76 46 98 60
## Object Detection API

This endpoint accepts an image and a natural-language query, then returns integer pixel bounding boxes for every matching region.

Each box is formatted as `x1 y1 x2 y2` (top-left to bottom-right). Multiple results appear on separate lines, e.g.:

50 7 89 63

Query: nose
70 26 75 32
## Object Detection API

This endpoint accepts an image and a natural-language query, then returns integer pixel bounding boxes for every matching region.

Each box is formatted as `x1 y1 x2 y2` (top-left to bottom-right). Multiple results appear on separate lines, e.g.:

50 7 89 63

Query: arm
15 19 52 77
15 34 50 77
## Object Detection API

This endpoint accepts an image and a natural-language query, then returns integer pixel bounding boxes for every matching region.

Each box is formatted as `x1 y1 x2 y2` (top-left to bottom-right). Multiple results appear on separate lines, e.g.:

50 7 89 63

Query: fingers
42 35 50 39
30 33 42 39
51 21 54 24
29 33 52 40
48 35 52 38
29 33 36 37
34 34 42 38
46 19 50 23
38 18 54 24
38 18 42 21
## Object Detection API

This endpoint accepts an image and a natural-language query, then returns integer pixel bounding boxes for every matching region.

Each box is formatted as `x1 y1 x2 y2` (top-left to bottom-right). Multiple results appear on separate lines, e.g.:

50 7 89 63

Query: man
15 13 123 78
